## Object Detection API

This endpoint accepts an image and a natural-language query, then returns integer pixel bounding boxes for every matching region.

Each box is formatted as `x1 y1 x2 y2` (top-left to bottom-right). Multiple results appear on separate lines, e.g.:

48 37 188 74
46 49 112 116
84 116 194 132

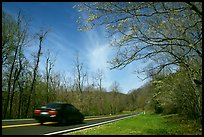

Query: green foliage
153 100 163 114
68 113 202 135
150 65 202 120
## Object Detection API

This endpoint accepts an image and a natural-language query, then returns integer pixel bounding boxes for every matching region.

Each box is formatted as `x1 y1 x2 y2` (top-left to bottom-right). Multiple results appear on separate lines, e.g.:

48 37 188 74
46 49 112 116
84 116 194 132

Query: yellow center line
2 115 122 129
2 122 58 128
2 123 40 128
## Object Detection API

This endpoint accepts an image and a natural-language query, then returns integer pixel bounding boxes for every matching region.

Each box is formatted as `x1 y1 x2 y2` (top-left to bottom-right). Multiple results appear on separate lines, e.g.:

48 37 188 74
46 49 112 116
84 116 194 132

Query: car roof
50 102 65 104
47 102 73 105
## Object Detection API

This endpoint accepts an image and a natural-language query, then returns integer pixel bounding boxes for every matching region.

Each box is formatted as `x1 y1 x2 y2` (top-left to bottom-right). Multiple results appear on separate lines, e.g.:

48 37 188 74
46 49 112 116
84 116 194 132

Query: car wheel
59 118 67 125
39 120 44 125
78 117 84 124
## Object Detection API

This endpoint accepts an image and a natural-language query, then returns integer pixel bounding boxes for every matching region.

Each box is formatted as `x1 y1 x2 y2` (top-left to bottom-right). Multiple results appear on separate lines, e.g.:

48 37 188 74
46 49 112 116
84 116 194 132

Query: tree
110 81 121 93
25 30 49 117
45 50 55 103
94 69 104 91
75 2 201 80
2 10 29 118
75 2 202 119
73 53 87 93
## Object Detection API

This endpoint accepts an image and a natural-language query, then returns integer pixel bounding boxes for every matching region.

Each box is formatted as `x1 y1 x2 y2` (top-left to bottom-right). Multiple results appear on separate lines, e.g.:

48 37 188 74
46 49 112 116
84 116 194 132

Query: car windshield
46 103 63 109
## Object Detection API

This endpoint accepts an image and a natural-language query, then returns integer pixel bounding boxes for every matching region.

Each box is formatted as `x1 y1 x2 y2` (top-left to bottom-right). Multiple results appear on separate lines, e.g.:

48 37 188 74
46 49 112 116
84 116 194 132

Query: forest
2 2 202 125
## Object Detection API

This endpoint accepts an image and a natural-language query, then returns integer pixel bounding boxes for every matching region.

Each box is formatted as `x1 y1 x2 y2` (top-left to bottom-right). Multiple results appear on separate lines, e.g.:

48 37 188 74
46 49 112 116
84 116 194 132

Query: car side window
70 106 78 112
65 105 76 112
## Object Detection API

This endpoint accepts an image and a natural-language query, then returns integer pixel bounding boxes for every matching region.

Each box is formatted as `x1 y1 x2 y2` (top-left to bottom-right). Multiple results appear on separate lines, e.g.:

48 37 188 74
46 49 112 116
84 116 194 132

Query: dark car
33 102 84 125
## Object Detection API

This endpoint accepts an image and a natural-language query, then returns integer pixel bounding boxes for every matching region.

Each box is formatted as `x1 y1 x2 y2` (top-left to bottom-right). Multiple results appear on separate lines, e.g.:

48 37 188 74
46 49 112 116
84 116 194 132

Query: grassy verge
67 113 202 135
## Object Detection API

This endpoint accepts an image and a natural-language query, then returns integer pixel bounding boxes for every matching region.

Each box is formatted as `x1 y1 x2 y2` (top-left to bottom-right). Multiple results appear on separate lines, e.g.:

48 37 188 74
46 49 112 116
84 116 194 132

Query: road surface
2 112 141 135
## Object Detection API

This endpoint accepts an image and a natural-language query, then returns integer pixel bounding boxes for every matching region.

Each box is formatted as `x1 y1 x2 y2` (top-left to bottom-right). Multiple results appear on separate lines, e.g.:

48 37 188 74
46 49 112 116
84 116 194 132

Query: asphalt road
2 112 141 135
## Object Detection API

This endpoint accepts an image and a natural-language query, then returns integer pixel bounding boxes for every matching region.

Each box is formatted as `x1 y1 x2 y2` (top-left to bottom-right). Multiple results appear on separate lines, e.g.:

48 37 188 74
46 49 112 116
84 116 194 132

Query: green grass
67 113 202 135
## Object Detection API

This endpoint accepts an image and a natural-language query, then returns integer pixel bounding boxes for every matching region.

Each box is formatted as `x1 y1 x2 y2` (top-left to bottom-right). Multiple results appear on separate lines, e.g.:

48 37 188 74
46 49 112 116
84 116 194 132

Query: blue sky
2 2 149 94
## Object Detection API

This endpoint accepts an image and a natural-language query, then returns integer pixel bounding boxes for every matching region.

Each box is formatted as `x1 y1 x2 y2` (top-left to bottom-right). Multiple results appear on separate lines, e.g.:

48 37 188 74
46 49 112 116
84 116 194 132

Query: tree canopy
75 2 202 79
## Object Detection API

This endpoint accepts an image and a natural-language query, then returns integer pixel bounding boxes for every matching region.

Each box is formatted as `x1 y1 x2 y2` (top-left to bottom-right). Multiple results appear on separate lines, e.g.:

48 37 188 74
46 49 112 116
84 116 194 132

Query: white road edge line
44 113 142 135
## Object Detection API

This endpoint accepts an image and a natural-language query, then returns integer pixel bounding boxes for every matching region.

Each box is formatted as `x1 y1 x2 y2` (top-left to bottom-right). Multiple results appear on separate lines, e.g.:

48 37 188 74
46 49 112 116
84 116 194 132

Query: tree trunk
25 34 43 117
3 44 19 119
